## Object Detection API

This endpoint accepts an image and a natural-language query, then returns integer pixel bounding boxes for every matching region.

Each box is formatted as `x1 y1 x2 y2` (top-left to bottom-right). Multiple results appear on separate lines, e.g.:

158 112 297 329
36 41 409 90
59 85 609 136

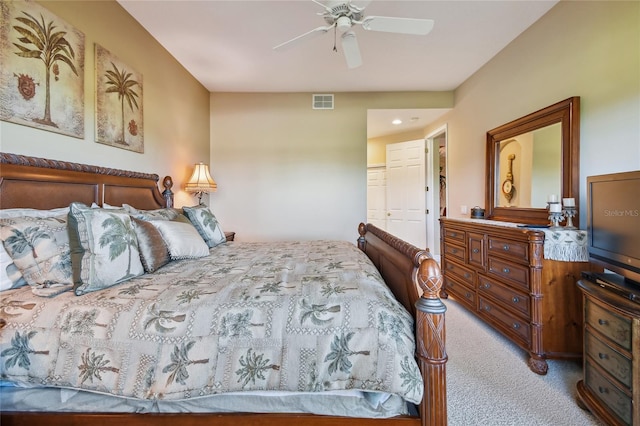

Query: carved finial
162 175 174 208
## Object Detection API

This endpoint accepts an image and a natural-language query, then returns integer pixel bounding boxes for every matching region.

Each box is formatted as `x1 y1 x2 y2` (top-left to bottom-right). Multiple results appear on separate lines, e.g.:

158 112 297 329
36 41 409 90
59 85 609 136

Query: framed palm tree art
0 0 85 138
95 43 144 153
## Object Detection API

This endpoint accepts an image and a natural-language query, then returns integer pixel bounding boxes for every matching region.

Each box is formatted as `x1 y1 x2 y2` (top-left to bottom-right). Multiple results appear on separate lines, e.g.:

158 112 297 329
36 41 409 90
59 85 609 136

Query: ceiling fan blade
341 31 362 69
361 16 434 35
273 25 333 51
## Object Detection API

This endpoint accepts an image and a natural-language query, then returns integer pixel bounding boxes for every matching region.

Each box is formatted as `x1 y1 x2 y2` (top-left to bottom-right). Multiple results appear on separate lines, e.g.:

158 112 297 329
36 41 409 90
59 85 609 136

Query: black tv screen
587 171 640 284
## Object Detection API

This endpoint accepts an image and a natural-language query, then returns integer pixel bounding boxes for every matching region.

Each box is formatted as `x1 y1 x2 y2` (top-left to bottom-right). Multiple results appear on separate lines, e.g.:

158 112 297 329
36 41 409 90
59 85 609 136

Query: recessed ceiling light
392 119 402 125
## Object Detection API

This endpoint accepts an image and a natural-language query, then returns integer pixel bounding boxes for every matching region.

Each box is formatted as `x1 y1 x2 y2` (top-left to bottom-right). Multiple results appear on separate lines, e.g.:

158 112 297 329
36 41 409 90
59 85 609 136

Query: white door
367 166 386 230
386 140 427 248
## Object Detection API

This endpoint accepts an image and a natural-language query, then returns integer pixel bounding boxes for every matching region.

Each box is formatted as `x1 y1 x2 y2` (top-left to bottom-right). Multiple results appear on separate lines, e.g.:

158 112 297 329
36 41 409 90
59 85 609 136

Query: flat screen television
587 170 640 286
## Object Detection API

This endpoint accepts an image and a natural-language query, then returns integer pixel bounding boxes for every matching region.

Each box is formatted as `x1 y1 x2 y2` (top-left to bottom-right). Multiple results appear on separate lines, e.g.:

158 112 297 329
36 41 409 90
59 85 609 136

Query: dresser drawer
487 257 530 291
443 259 475 287
585 360 633 426
468 232 485 269
443 241 465 263
478 296 531 346
586 299 632 351
444 276 476 309
443 227 465 244
478 275 531 319
585 329 632 389
487 236 529 264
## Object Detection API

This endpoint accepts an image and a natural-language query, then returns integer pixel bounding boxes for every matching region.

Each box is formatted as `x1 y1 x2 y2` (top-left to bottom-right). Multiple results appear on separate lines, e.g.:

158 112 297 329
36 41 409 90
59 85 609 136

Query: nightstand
224 231 235 242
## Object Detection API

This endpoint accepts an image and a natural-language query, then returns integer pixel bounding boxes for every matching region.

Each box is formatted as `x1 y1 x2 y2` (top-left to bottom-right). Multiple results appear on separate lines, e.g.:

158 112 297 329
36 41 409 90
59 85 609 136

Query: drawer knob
503 245 510 251
512 323 520 329
598 319 608 326
464 273 471 279
452 248 458 254
447 265 454 270
465 292 471 299
484 283 491 289
503 267 510 274
484 305 491 312
451 232 457 237
473 248 480 253
598 352 609 360
512 297 520 303
598 386 609 394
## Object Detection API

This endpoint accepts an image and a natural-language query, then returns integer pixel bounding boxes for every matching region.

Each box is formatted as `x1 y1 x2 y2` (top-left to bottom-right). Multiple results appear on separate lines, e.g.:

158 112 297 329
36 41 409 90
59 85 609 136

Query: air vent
312 94 334 110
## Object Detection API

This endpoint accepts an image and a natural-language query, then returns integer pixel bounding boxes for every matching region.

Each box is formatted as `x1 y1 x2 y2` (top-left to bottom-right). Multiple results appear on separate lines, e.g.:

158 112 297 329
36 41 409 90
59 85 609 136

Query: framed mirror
485 97 580 225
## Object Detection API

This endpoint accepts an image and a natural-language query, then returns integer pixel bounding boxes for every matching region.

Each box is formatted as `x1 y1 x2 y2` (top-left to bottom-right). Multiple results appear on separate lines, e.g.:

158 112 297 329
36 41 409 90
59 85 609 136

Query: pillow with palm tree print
182 205 226 248
0 214 73 291
68 203 144 295
0 207 70 292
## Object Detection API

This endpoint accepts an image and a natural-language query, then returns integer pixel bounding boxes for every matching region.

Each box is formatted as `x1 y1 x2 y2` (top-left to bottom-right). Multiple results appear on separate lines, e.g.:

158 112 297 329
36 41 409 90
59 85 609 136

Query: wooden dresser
440 217 592 374
576 278 640 426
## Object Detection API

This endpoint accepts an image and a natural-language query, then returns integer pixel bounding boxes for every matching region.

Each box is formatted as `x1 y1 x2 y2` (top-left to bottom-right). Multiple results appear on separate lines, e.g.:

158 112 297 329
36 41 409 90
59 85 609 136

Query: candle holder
547 202 564 229
563 206 577 229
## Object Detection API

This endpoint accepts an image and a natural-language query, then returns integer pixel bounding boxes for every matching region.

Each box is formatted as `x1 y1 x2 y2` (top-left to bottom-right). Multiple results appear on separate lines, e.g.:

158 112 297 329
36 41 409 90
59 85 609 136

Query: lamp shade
185 162 217 194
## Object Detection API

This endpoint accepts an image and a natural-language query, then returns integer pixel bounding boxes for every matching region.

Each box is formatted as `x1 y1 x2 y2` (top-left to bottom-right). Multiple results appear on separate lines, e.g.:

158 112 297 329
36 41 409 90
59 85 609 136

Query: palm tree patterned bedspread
0 240 423 404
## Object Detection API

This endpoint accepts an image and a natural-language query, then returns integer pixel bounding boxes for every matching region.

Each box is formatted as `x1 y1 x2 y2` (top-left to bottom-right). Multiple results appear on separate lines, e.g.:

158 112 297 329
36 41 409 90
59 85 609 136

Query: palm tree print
162 341 209 386
399 355 422 398
98 214 137 279
256 281 295 294
378 311 410 348
199 209 219 233
61 309 107 336
220 310 264 338
235 348 280 388
143 303 186 333
176 288 216 304
324 332 370 375
78 348 119 384
104 61 140 145
1 331 49 370
321 282 357 297
12 11 79 127
299 299 341 326
2 225 50 260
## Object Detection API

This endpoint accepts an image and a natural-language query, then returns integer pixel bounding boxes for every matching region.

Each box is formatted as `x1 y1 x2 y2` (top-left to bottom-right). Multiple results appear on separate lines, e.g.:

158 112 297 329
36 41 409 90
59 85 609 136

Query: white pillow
150 220 209 259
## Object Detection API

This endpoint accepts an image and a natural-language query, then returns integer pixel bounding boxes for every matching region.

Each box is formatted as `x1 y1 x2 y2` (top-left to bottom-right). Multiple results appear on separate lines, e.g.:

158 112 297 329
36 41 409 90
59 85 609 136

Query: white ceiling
118 0 558 137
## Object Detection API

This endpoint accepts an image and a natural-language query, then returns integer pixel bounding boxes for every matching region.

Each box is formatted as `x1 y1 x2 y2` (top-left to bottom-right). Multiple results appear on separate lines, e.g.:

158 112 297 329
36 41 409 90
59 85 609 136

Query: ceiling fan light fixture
336 16 352 33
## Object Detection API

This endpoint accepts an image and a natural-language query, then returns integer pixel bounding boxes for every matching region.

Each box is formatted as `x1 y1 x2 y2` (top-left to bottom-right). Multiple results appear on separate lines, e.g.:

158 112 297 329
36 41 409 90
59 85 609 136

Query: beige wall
424 0 639 228
210 92 453 241
0 0 210 208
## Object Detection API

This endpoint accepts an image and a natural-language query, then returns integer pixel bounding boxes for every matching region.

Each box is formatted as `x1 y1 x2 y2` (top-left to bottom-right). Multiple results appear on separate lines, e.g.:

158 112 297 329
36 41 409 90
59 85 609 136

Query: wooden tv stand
440 217 592 374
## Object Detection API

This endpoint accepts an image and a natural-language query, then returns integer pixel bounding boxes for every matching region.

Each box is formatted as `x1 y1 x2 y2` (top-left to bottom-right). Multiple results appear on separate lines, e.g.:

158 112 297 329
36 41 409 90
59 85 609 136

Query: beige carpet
444 299 604 426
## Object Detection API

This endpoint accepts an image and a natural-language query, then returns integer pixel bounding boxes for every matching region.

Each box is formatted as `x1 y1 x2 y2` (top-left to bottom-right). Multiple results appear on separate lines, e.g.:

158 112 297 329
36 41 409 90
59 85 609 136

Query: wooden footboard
0 153 446 426
358 223 447 426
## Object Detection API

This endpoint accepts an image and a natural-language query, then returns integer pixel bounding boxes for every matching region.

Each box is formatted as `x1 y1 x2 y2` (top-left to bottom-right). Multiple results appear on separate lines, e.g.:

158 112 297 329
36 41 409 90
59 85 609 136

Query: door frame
425 124 448 260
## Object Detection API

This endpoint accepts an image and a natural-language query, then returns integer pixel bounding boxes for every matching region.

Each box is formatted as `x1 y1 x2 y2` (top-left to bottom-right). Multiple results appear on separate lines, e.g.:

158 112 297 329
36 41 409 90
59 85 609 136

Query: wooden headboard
0 153 169 210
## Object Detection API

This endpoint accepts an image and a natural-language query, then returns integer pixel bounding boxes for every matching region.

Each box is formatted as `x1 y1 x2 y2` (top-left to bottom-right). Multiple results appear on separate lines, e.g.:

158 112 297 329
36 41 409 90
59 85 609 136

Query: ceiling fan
273 0 435 69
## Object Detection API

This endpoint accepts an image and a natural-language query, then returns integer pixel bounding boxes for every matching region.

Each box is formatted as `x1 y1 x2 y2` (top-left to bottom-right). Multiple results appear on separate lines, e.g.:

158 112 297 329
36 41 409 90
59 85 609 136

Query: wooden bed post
415 255 447 426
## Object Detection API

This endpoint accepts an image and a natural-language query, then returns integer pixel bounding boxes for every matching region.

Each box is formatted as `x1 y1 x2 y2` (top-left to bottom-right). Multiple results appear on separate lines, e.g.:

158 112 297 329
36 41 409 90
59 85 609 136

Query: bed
0 152 447 426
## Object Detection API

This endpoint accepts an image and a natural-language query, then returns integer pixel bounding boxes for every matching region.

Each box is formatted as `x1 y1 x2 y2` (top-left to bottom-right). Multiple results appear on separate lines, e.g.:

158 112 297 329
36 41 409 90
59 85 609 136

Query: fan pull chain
333 25 337 52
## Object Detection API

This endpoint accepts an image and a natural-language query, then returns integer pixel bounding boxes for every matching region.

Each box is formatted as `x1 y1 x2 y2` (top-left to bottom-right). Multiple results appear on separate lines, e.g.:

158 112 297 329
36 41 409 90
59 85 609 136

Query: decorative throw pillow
149 220 209 260
131 217 170 273
0 207 70 292
123 204 182 221
68 203 144 295
182 205 226 248
0 214 73 289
